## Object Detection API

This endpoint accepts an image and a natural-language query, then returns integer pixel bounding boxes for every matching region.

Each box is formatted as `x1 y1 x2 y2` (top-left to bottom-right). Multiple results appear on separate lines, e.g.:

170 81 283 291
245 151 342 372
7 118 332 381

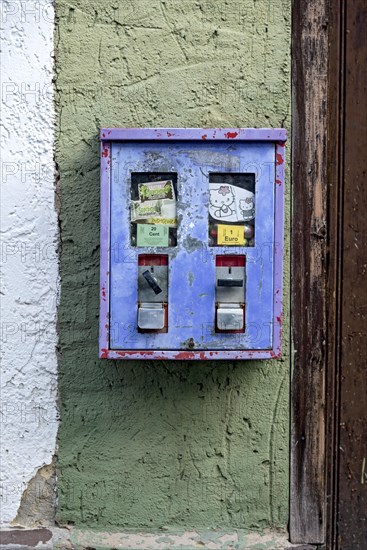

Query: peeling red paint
276 153 284 165
113 351 157 358
100 349 280 360
201 134 207 140
167 132 175 137
224 131 238 139
101 287 106 301
174 352 196 360
102 133 105 138
276 179 282 186
100 348 109 359
276 316 282 324
102 148 109 158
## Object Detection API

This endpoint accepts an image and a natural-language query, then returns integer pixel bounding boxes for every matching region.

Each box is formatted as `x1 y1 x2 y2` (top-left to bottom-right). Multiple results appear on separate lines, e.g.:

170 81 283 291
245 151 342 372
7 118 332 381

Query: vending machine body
99 128 286 360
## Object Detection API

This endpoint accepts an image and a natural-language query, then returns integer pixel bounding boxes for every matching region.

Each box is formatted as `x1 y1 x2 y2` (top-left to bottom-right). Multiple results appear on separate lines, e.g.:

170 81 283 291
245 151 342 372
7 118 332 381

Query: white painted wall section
0 0 58 526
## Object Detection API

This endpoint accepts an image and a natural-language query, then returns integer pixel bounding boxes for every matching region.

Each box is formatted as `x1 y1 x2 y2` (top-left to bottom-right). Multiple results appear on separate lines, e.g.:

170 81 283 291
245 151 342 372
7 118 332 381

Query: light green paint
56 0 291 531
53 527 300 549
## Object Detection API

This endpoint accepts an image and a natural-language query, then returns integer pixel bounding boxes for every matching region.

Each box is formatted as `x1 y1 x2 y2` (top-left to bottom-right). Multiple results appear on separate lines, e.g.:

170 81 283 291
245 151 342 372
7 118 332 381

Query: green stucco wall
55 0 291 531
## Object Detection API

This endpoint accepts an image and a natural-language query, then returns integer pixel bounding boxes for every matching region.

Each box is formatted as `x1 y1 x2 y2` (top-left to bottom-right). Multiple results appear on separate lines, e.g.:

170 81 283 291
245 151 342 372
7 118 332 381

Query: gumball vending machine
99 128 286 360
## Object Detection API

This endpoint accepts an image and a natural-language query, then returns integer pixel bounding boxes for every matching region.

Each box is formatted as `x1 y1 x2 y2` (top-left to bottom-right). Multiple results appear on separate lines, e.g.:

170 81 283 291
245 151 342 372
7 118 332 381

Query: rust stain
201 134 207 140
224 131 238 139
102 148 109 158
276 313 283 344
111 351 157 358
276 153 284 165
174 351 196 359
100 348 109 358
276 179 282 186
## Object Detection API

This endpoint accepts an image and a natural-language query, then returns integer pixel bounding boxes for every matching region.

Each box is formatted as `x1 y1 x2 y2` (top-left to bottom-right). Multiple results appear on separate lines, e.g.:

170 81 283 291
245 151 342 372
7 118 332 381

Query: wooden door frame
290 0 329 543
291 1 367 547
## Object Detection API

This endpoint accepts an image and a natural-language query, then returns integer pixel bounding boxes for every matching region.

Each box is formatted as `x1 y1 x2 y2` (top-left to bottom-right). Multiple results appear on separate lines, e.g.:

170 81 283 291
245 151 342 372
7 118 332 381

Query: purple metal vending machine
99 128 286 360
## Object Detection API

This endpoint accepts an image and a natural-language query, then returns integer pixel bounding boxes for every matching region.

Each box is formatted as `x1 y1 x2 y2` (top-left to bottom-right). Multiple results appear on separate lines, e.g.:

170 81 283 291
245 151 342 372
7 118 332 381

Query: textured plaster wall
0 0 58 526
56 0 291 530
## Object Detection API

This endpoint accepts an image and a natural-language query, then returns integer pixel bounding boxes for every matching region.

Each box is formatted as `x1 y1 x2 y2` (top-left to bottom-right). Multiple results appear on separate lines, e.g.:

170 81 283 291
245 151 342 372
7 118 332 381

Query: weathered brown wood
290 1 329 544
336 1 367 548
325 1 344 548
325 2 367 548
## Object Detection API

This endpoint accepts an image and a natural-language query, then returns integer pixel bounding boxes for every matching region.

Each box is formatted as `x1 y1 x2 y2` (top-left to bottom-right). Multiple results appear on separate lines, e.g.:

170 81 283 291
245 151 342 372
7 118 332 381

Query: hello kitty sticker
209 183 255 223
208 172 256 246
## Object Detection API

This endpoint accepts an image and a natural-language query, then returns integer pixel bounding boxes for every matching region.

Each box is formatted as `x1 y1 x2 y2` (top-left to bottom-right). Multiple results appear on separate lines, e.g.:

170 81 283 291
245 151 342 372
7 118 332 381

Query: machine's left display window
130 172 178 247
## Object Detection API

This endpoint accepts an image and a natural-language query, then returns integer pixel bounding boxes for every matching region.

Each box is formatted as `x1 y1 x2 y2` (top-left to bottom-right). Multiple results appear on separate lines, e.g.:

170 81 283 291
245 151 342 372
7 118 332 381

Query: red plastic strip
138 254 169 266
215 255 246 267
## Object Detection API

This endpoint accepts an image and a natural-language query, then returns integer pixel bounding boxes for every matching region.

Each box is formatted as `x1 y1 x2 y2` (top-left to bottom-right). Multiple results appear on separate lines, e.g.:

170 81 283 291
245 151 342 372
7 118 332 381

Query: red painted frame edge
100 127 287 142
99 129 286 360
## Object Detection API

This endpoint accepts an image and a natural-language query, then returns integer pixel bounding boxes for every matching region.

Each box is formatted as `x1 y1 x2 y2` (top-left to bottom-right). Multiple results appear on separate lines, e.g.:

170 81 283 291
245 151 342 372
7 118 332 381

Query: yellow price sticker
217 224 245 246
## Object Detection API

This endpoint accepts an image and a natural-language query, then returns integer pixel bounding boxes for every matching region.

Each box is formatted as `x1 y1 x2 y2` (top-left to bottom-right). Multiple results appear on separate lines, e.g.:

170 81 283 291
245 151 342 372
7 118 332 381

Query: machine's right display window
208 173 255 247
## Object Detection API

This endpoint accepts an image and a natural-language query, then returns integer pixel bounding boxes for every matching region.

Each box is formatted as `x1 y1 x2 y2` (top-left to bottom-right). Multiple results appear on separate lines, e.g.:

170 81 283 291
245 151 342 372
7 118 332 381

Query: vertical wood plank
325 1 344 548
290 0 329 543
337 1 367 547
